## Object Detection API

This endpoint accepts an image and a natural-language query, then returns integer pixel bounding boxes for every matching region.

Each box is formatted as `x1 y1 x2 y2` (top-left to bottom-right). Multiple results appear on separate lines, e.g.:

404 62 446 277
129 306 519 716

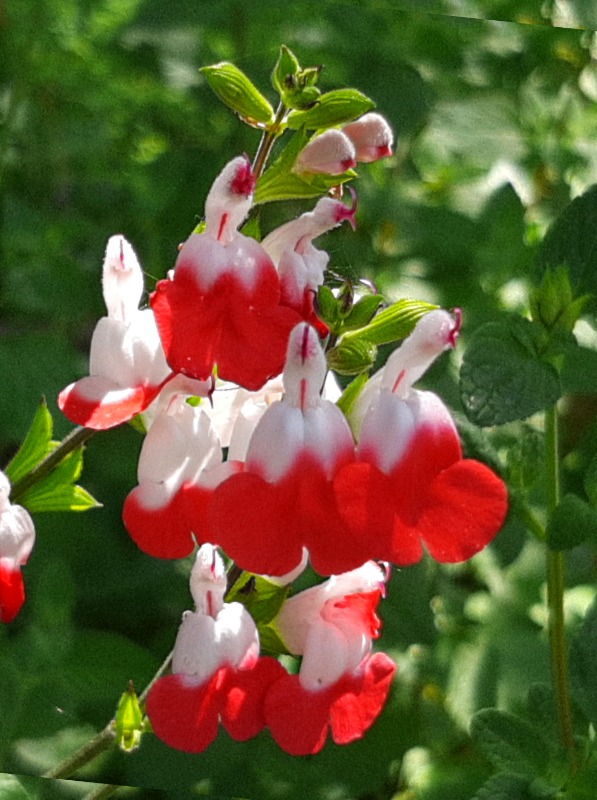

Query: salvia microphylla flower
334 309 508 564
293 128 357 175
261 192 357 335
341 112 394 163
146 545 286 753
122 394 240 559
265 560 396 755
58 236 172 429
150 156 303 392
208 322 373 577
0 470 35 623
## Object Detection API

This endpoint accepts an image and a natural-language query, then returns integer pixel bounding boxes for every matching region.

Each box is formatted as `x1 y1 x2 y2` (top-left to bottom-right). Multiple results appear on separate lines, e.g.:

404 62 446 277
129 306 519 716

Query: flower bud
102 235 144 324
294 130 356 175
342 112 394 163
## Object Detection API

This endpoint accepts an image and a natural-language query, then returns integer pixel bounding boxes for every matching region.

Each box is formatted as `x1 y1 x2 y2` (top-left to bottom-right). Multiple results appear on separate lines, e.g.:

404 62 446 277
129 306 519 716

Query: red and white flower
150 156 302 391
58 235 172 429
261 193 357 334
0 470 35 623
342 112 394 163
146 545 285 753
334 309 508 564
265 561 396 755
123 394 239 559
208 323 371 577
293 129 357 175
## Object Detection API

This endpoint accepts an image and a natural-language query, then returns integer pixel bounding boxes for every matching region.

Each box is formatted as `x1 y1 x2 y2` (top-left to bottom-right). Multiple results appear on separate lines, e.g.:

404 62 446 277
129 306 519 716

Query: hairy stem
11 425 96 502
544 405 577 768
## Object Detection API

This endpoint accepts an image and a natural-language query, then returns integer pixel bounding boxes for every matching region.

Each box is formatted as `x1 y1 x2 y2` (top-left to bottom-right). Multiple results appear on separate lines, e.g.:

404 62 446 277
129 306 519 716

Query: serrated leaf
536 184 597 311
546 494 597 551
470 708 552 779
570 598 597 729
286 89 375 130
4 399 54 484
460 319 562 427
200 62 274 124
342 299 437 346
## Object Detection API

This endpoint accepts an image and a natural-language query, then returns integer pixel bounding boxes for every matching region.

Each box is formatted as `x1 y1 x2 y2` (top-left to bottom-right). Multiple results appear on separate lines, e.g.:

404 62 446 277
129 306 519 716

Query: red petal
222 657 287 741
0 563 25 623
329 653 396 745
58 377 165 430
123 482 212 559
146 670 226 753
417 459 508 562
208 472 304 576
151 271 301 391
264 673 335 755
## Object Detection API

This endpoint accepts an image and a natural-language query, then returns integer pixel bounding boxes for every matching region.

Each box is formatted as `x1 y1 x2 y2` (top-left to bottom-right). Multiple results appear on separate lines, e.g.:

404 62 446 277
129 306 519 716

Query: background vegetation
1 1 597 798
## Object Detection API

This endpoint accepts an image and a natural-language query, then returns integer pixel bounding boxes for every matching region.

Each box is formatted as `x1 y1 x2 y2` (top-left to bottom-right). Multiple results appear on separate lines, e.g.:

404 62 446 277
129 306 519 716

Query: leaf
327 338 377 375
460 319 562 427
315 285 341 330
340 294 384 332
336 373 369 416
4 398 54 484
286 89 375 130
342 299 438 346
470 708 552 779
271 45 301 96
569 597 597 729
536 184 597 311
226 573 289 628
200 62 274 124
560 344 597 394
546 494 597 551
16 448 100 513
471 773 555 800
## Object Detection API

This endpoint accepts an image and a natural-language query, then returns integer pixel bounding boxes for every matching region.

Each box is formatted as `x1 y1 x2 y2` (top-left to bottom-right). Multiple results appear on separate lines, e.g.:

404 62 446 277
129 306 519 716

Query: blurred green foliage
1 1 597 798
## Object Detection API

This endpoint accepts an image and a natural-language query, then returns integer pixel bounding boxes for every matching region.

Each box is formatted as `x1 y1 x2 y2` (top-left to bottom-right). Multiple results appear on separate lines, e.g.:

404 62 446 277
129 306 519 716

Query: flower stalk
544 404 577 769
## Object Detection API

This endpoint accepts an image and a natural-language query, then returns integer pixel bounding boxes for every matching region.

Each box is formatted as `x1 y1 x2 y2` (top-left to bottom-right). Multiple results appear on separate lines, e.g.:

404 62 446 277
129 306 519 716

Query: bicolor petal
0 470 35 623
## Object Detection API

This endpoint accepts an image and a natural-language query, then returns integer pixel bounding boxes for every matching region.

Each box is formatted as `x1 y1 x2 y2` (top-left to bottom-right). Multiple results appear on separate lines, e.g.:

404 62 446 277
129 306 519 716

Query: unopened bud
294 130 356 175
102 235 144 323
342 113 394 163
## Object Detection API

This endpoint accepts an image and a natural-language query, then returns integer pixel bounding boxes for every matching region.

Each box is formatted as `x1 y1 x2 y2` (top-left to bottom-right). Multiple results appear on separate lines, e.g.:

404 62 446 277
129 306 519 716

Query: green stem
544 405 577 768
11 426 96 502
44 649 173 782
252 102 287 181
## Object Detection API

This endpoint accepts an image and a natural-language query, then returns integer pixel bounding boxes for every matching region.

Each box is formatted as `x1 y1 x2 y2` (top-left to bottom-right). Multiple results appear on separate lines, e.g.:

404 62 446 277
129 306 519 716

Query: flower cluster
55 141 508 755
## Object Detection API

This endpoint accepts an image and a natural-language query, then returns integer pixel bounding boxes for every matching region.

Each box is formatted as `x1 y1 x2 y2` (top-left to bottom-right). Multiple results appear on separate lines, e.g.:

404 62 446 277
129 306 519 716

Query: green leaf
113 682 145 752
200 62 274 124
226 573 289 628
336 373 369 416
327 338 377 376
342 299 438 346
340 294 384 332
507 428 544 491
546 494 597 551
470 708 552 779
315 284 340 330
585 454 597 507
286 89 375 130
460 319 562 427
536 184 597 311
560 344 597 394
570 597 597 729
16 448 100 513
472 773 555 800
271 45 301 96
4 398 54 484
